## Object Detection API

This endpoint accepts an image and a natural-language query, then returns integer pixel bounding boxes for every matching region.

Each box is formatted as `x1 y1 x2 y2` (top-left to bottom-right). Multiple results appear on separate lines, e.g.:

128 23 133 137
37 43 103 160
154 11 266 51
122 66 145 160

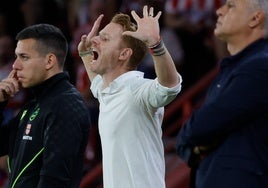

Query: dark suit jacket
176 38 268 188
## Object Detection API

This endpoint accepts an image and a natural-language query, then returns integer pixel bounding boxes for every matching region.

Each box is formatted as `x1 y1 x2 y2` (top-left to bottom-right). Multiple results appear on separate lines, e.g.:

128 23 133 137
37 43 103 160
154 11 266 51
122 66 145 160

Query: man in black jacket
0 24 91 188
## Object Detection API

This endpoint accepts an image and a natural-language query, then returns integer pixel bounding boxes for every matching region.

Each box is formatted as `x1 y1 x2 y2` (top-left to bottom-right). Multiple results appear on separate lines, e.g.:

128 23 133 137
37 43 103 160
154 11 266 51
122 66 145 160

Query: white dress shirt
91 71 182 188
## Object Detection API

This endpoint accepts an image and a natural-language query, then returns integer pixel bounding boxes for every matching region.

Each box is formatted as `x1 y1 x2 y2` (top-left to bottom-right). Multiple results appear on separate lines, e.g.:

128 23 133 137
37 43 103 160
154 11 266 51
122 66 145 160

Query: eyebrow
99 31 110 39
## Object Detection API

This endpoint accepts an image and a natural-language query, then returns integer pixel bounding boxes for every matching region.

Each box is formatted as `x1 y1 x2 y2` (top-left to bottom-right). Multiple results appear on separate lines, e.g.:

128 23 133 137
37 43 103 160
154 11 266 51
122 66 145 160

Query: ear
249 10 265 28
118 48 132 61
45 54 57 70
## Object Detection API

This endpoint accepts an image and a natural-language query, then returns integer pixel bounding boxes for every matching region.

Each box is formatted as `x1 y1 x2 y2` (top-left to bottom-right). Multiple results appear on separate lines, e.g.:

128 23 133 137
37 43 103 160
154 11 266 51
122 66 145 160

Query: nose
216 8 221 17
90 36 100 46
12 58 21 70
216 5 225 17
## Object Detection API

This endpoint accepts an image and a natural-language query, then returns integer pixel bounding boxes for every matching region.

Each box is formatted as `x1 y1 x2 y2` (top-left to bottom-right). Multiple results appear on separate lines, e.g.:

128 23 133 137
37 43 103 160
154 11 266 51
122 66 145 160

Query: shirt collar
220 38 268 67
102 71 144 93
31 72 69 100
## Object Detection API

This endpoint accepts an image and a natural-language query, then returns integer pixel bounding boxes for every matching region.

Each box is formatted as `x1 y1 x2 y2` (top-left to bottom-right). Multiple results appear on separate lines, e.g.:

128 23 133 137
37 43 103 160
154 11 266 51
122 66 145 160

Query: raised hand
0 70 20 102
78 14 104 53
123 5 162 47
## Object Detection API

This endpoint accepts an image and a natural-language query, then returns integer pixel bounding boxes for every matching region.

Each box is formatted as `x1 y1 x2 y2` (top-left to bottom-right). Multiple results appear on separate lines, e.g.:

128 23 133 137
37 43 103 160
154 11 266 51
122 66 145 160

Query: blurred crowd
0 0 229 187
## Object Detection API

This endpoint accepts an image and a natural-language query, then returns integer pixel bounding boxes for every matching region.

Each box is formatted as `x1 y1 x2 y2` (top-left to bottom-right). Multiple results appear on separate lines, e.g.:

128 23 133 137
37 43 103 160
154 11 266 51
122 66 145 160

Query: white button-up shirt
91 71 182 188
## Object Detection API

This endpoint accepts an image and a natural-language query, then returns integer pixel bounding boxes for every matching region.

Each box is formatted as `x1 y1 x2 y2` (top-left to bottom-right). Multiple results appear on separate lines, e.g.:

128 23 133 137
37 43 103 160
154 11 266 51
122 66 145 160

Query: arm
37 97 90 187
0 70 20 156
123 5 180 88
177 60 268 165
0 70 20 102
0 107 9 156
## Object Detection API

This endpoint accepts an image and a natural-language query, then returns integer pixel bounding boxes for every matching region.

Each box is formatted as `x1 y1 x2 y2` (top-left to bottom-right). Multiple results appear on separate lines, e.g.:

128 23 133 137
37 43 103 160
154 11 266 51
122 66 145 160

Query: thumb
122 31 135 37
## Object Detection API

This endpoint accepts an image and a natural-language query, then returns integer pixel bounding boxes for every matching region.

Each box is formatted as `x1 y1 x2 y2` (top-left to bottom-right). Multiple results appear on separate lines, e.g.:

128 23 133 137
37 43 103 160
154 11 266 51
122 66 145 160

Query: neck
102 69 128 89
226 31 264 55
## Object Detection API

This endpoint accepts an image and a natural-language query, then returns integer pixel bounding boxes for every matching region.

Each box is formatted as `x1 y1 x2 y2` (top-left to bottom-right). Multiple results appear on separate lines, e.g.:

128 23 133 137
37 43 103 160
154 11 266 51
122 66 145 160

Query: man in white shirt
78 5 182 188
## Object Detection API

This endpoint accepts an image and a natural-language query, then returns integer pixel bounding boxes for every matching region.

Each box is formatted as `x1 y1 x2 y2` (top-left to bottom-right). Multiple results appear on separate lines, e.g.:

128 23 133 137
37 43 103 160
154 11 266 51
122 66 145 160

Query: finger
1 81 16 95
8 70 16 78
3 82 18 98
3 77 20 93
0 84 12 99
155 11 162 20
81 34 87 40
149 7 154 17
87 14 104 41
131 10 140 22
78 35 89 53
1 89 10 100
122 30 135 37
143 5 149 17
11 79 20 92
80 35 87 43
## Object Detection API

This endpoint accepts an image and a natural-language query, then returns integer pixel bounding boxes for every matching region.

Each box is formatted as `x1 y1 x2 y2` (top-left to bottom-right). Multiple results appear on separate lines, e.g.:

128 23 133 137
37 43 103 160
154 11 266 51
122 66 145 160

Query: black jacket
0 72 91 188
